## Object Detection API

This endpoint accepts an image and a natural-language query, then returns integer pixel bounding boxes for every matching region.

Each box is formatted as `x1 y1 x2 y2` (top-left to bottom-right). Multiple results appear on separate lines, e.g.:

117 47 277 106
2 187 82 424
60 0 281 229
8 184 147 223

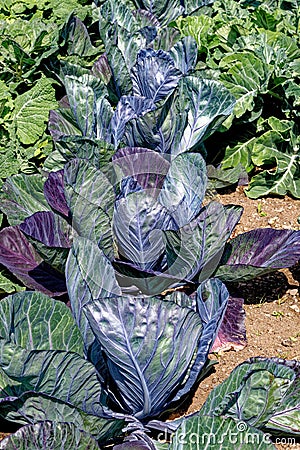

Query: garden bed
1 186 299 449
172 186 300 450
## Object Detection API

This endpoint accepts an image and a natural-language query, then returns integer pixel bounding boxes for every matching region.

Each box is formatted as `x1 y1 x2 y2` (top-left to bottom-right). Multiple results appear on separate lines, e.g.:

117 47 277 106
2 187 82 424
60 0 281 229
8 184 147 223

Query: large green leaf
219 52 271 118
0 291 83 354
175 77 236 155
66 237 121 353
169 415 275 449
158 152 207 228
14 77 57 145
200 357 300 437
0 341 104 417
0 393 125 442
0 421 100 450
0 173 49 226
245 127 300 198
64 74 112 140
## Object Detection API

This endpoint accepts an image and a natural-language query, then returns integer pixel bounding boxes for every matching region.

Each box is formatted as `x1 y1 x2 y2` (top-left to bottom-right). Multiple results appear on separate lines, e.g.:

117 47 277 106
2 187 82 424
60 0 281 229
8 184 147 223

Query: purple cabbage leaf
0 226 66 296
216 228 300 282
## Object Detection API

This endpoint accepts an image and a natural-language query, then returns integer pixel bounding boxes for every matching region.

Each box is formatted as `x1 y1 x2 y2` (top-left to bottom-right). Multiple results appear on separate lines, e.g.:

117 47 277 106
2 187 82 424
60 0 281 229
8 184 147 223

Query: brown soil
175 186 300 450
1 186 300 448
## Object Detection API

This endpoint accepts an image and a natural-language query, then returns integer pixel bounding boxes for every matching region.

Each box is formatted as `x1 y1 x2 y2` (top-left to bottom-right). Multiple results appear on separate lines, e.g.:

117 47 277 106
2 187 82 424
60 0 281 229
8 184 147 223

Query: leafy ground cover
0 0 102 187
0 0 299 448
175 0 300 198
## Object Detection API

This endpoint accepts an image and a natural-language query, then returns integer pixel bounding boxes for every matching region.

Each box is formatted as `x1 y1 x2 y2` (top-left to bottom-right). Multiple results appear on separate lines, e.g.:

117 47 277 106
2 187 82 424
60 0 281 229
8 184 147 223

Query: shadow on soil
226 271 292 304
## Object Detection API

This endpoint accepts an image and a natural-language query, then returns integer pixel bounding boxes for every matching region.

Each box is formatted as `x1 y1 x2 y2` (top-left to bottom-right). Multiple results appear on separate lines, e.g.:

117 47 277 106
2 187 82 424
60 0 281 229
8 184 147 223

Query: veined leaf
245 129 300 198
113 191 174 271
158 153 207 228
0 226 66 296
0 291 83 354
200 357 300 436
169 36 198 75
172 278 229 401
131 49 182 103
64 74 112 140
43 170 69 218
217 228 300 282
112 147 170 196
0 341 104 417
164 202 242 283
83 295 203 418
170 415 275 449
175 77 236 155
0 394 125 442
211 296 247 353
219 52 271 118
0 174 49 226
0 269 25 295
14 77 57 145
0 421 100 450
110 95 155 147
64 159 114 257
66 237 121 354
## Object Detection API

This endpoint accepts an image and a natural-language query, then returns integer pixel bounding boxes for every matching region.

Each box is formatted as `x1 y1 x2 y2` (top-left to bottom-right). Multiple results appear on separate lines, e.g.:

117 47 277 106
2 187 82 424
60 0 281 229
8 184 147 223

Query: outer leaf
170 415 275 449
0 393 125 441
175 77 236 155
132 0 183 26
0 291 83 354
217 228 300 282
169 36 198 75
245 130 300 198
0 421 100 450
48 108 81 141
200 357 300 436
131 49 182 103
66 237 121 354
64 159 114 256
124 103 184 155
164 202 243 283
0 226 66 296
20 212 72 248
105 45 132 99
84 295 203 418
0 174 49 226
43 170 69 218
158 153 207 228
0 269 25 295
110 96 155 147
172 278 228 401
48 137 115 170
211 297 247 353
92 53 113 85
0 341 104 416
64 74 111 139
114 432 157 450
14 77 57 145
220 52 271 118
64 16 97 57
